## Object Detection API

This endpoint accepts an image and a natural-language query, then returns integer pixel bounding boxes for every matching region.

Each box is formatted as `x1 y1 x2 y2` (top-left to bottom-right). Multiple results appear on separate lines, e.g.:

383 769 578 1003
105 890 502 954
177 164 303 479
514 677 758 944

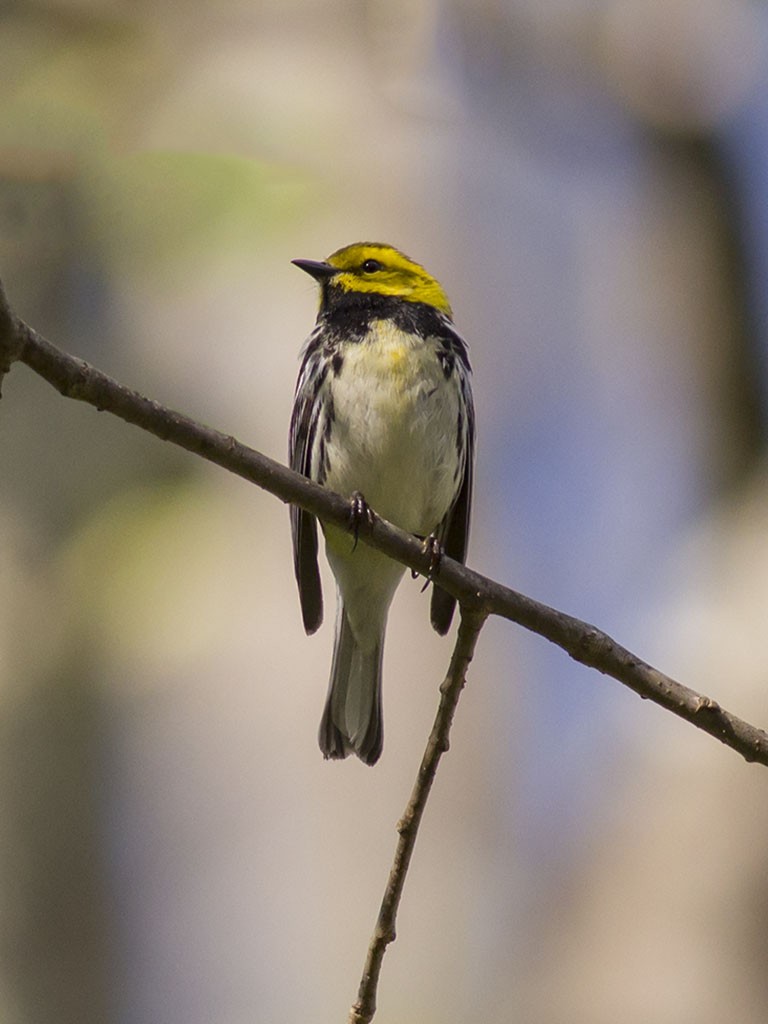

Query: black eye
361 259 383 273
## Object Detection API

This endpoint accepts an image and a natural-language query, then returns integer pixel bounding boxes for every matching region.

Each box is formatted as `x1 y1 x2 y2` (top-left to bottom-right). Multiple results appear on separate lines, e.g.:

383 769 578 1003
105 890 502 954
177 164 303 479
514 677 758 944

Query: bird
289 242 474 765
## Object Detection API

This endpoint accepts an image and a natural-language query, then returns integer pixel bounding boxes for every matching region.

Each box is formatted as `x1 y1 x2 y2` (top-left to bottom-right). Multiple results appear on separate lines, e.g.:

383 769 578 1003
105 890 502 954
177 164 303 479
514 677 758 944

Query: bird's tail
319 601 383 766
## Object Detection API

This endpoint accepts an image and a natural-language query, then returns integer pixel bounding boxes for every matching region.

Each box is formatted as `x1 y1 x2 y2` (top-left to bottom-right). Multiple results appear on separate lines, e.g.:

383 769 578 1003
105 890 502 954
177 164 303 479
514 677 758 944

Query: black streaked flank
323 393 334 436
437 348 455 379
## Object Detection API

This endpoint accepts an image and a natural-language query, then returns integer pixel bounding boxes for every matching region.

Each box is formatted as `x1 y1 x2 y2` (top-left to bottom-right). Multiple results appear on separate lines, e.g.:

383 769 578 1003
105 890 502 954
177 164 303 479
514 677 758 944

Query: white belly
323 321 461 536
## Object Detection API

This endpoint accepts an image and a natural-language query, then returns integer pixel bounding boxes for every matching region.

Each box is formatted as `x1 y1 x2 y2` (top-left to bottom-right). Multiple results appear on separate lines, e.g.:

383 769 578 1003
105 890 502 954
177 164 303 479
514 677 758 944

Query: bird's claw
416 534 443 591
349 491 374 551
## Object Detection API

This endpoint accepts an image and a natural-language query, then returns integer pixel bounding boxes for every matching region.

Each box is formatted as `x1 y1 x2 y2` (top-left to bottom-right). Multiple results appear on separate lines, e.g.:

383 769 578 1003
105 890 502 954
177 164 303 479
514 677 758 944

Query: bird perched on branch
289 242 474 765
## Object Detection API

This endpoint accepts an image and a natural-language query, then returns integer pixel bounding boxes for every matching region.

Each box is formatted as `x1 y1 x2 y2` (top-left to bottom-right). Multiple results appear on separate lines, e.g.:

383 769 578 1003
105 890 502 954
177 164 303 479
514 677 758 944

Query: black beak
291 258 337 281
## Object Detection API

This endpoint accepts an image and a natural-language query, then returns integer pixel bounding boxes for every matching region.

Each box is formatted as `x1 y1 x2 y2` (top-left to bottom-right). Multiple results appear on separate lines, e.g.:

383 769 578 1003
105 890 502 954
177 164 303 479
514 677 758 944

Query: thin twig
349 608 486 1024
1 284 767 771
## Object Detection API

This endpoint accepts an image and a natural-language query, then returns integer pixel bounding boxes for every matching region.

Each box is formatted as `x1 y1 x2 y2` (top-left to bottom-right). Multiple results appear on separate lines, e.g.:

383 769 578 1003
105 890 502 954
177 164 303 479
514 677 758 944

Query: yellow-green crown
326 242 452 316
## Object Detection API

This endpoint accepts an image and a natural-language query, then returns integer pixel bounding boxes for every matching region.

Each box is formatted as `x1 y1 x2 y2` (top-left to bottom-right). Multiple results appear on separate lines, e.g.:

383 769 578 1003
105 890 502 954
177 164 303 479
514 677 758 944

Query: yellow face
326 243 452 316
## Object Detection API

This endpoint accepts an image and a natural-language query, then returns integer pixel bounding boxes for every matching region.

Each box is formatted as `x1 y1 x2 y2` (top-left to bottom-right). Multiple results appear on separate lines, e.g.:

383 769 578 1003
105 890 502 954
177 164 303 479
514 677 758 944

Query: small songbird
289 242 474 765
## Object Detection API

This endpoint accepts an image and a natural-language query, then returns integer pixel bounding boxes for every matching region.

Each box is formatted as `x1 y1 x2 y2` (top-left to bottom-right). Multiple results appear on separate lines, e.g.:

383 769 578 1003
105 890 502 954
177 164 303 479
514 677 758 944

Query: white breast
323 320 461 536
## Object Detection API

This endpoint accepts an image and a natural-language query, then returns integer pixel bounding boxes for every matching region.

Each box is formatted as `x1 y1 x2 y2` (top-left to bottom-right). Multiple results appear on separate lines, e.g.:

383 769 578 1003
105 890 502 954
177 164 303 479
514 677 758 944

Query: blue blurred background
2 2 768 1021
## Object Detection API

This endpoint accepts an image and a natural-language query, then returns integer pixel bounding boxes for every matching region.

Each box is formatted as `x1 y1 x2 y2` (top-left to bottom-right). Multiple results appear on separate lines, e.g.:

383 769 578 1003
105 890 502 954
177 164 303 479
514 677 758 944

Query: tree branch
349 608 486 1024
4 278 768 1022
1 282 765 767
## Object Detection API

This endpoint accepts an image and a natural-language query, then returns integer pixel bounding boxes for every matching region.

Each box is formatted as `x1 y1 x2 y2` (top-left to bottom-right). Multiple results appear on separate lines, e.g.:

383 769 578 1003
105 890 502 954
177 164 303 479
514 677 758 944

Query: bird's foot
349 491 374 552
412 533 443 590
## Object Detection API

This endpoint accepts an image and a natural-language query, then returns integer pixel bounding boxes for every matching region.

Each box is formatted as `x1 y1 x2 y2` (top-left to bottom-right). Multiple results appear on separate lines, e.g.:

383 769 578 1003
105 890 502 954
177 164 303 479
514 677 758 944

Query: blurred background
2 1 768 1021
